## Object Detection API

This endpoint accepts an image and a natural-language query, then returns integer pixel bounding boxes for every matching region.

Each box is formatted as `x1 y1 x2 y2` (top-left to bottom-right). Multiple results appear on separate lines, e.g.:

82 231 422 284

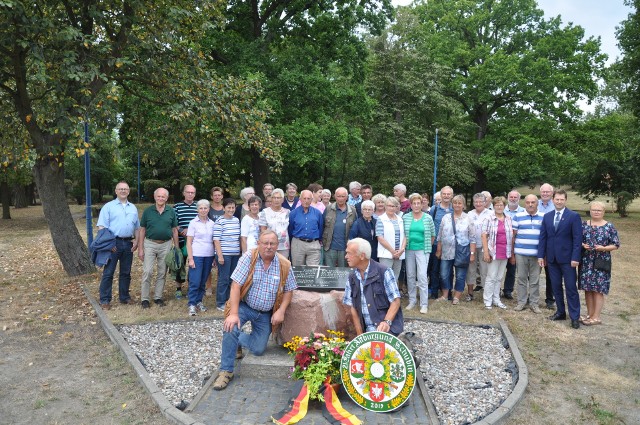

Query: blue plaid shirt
342 262 400 331
231 252 297 312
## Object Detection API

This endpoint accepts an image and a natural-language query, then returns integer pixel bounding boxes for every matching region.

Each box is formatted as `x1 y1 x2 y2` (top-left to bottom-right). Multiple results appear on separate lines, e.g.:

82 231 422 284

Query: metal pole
432 128 438 206
84 120 93 246
137 150 141 203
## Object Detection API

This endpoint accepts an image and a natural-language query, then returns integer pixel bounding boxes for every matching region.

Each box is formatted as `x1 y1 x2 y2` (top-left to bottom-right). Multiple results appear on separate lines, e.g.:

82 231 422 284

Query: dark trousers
548 261 580 320
428 244 441 297
99 239 133 303
544 265 555 303
503 261 516 295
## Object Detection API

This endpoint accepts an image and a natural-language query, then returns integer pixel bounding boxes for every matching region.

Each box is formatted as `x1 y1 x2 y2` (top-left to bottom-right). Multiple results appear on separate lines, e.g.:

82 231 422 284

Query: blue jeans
99 239 133 303
216 254 239 308
440 259 468 293
187 256 214 306
220 301 272 372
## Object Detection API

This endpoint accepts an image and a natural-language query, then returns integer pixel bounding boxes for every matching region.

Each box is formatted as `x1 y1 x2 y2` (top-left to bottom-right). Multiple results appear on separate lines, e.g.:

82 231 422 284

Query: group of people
94 179 620 391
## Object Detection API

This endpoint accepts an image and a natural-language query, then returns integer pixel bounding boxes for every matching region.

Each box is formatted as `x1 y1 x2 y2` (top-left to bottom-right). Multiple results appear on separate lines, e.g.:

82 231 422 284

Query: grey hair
272 188 284 197
196 199 210 208
361 200 375 210
286 183 298 191
348 238 372 259
349 181 362 190
473 193 486 202
372 194 387 204
322 188 331 196
452 194 466 205
393 183 407 194
481 190 491 199
240 187 255 199
386 196 400 207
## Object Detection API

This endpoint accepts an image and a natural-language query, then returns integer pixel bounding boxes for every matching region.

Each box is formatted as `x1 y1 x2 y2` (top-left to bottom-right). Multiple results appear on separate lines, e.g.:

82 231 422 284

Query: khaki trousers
141 239 172 301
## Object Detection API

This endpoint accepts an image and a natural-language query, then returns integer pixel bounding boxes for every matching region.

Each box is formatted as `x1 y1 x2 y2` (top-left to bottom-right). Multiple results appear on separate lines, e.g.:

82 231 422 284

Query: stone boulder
276 290 357 344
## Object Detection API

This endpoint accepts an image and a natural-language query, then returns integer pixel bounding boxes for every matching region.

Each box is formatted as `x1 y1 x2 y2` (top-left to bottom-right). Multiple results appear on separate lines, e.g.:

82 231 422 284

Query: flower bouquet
283 330 347 401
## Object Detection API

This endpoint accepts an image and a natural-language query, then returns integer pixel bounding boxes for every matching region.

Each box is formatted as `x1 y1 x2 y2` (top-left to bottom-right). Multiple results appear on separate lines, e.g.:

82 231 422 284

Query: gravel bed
118 319 516 423
118 320 224 407
405 320 515 425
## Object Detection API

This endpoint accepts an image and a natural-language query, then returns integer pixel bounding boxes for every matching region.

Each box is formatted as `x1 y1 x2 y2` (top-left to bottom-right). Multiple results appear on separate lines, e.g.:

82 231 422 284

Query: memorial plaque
292 265 350 291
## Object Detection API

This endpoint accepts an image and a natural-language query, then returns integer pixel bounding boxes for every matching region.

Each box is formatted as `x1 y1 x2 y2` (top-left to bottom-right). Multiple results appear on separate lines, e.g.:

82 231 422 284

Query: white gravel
118 318 517 423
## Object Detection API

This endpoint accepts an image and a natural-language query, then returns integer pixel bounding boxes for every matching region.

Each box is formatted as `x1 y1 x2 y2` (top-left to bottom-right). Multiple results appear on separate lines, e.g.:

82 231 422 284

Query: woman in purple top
481 196 514 310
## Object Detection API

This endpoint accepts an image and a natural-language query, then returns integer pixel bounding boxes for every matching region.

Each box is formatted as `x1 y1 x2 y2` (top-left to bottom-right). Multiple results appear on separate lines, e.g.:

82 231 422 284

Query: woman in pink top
481 196 515 310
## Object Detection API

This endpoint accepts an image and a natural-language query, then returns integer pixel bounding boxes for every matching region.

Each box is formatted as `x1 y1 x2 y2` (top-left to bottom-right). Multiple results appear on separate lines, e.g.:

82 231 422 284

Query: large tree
0 1 279 275
408 0 606 191
617 0 640 117
204 0 393 189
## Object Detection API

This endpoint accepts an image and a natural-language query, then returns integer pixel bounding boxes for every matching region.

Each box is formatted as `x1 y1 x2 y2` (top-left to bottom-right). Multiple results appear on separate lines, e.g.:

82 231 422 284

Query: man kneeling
213 230 297 390
343 238 403 336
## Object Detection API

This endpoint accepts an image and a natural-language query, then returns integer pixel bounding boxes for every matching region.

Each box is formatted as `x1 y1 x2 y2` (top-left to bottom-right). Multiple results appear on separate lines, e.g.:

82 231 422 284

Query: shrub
143 179 165 201
615 191 633 217
101 194 114 202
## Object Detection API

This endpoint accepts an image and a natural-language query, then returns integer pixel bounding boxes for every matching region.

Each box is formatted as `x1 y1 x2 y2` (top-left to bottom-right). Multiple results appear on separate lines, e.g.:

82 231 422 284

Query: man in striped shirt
173 185 198 299
512 194 545 313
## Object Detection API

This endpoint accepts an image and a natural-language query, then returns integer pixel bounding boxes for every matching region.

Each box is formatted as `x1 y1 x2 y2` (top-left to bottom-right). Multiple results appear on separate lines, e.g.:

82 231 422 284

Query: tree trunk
33 156 95 276
251 147 270 193
1 180 11 219
13 184 28 208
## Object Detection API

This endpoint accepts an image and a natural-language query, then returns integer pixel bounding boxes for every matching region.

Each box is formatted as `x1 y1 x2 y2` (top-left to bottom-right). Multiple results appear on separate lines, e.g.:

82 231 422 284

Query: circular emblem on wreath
340 331 416 412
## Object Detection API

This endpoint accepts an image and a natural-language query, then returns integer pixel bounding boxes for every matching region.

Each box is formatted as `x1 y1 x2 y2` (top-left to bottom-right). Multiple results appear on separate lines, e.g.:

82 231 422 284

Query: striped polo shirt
213 216 241 256
174 201 198 245
512 211 545 256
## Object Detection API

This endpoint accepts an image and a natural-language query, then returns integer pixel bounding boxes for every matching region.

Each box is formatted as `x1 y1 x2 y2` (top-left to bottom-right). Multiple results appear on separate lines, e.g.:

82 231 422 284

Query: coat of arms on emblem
340 332 416 412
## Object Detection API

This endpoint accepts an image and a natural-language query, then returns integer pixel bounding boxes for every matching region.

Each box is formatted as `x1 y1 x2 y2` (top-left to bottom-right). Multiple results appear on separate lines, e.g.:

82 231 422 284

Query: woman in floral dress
579 201 620 325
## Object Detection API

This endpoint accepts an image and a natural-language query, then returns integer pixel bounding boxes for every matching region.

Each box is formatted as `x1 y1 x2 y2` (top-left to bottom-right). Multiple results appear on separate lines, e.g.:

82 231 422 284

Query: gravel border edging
475 319 529 425
401 334 441 425
81 285 204 425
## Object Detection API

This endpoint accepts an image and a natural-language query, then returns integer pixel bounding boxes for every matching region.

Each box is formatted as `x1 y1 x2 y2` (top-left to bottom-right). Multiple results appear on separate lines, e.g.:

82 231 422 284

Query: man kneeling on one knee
213 230 297 391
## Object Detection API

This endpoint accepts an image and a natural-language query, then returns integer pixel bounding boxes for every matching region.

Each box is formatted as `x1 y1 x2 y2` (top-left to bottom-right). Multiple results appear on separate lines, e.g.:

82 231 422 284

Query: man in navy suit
537 189 582 329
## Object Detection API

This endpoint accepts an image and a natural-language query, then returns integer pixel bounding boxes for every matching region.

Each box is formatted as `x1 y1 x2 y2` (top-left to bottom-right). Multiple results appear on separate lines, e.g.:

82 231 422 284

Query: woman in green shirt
402 194 436 314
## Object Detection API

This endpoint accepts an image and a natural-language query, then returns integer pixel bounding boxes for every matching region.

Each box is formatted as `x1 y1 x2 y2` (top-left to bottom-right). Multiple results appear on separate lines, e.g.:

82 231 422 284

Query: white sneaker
406 303 416 310
188 305 197 316
495 302 507 310
420 306 428 314
197 302 207 312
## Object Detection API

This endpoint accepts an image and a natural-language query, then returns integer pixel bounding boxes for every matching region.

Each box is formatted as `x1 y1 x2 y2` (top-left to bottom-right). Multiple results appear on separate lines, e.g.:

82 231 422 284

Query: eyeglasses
116 188 129 191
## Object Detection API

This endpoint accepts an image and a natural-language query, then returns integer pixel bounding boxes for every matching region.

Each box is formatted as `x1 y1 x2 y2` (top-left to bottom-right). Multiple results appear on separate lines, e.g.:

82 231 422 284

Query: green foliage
616 191 633 217
405 0 606 190
616 0 640 117
569 112 640 204
143 179 166 201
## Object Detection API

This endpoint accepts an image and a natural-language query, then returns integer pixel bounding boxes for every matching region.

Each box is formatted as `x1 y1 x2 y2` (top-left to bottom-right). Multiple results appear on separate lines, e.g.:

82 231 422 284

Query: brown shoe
213 371 234 391
236 347 244 360
100 303 111 311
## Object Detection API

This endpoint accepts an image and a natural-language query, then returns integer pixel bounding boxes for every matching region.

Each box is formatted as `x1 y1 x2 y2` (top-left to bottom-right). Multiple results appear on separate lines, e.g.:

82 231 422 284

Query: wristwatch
384 319 392 326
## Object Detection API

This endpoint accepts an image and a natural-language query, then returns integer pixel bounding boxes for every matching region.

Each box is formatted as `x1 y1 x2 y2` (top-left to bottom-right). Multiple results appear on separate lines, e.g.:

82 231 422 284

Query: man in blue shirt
96 181 140 310
502 190 526 299
537 183 555 308
288 190 324 266
428 185 453 299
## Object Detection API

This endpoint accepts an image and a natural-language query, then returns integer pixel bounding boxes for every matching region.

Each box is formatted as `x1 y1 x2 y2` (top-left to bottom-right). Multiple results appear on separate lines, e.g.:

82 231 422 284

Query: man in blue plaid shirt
213 230 297 390
343 238 404 336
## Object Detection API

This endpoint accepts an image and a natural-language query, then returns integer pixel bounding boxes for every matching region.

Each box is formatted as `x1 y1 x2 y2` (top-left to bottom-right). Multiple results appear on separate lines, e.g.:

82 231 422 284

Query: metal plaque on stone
292 265 350 291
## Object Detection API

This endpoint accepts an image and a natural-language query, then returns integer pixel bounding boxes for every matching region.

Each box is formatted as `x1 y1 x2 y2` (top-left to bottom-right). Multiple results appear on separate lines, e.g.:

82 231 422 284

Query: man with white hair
393 183 410 213
342 238 403 336
323 187 357 267
482 190 493 210
348 181 362 206
138 187 180 308
538 183 555 309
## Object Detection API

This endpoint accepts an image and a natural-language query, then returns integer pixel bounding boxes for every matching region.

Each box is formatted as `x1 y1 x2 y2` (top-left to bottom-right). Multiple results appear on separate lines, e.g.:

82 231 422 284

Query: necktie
554 211 561 230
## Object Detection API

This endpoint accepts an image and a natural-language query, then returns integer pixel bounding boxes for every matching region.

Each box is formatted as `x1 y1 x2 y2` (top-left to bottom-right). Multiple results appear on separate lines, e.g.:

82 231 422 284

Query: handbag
594 256 611 272
451 212 471 268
